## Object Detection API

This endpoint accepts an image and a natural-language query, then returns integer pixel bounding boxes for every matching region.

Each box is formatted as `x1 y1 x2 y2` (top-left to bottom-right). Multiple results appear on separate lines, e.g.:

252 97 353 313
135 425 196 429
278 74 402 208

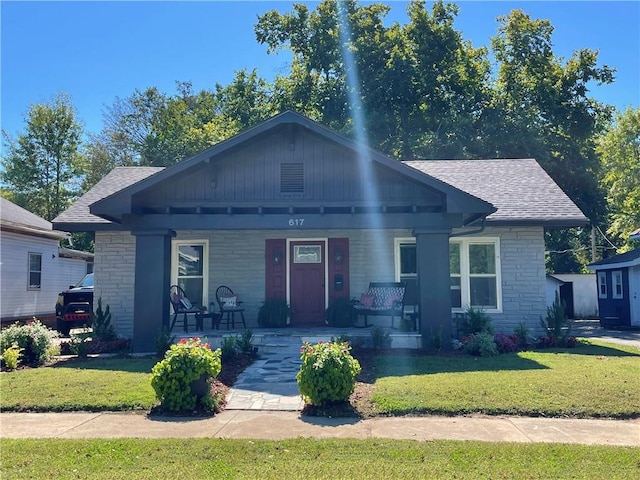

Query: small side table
196 312 222 330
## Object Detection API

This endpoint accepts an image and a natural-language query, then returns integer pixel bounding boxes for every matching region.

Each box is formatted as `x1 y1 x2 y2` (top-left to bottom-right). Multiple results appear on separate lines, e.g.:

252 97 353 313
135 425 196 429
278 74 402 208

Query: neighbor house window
597 272 607 298
28 252 42 290
395 237 501 312
612 271 623 299
171 240 209 309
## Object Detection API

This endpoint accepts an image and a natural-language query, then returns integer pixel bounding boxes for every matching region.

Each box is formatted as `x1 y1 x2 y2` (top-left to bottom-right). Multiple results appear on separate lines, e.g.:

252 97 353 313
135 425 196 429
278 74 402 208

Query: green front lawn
371 340 640 418
2 438 638 479
0 357 157 411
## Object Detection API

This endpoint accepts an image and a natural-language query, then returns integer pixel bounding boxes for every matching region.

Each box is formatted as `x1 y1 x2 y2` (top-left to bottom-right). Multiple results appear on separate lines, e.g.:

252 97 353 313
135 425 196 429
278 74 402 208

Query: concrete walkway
1 411 638 445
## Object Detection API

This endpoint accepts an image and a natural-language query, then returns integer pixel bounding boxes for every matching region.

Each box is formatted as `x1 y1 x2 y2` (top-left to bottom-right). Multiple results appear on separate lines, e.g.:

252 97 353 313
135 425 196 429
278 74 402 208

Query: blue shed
587 248 640 328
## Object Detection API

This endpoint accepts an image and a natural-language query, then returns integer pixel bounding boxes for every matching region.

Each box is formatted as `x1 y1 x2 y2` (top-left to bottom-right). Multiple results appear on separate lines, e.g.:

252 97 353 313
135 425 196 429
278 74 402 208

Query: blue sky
2 1 639 139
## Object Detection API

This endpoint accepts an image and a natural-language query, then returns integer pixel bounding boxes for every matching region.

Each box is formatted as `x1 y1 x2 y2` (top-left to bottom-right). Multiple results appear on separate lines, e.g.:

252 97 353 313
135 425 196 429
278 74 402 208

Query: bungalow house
1 197 93 325
52 111 587 352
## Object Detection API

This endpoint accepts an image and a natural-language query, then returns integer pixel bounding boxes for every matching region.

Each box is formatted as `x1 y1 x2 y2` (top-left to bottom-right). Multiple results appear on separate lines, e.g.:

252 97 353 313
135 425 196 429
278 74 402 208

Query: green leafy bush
236 329 255 354
0 320 60 366
1 343 23 370
371 327 391 350
461 306 494 335
151 337 222 413
257 298 289 327
514 322 529 349
221 336 238 360
325 297 356 327
462 333 499 357
296 341 361 406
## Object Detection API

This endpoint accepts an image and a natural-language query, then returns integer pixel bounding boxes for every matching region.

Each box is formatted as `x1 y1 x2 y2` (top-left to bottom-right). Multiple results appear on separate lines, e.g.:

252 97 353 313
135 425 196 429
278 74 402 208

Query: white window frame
394 237 502 313
597 271 607 299
612 270 623 299
171 240 209 308
28 252 42 290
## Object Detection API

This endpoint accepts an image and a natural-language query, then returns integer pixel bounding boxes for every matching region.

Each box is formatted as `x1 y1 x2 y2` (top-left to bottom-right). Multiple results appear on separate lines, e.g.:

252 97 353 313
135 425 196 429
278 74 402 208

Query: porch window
612 270 623 299
598 271 607 298
172 241 209 309
28 252 42 290
395 237 501 312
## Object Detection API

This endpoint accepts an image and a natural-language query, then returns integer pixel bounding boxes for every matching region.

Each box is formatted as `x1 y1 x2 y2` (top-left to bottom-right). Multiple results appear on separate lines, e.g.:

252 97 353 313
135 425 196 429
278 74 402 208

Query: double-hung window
597 271 607 298
171 240 209 309
612 271 623 299
28 252 42 290
395 237 501 312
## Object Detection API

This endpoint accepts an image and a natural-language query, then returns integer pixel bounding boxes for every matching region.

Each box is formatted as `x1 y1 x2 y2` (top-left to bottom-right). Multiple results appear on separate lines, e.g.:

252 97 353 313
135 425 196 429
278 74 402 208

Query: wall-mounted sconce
273 248 283 265
334 247 343 265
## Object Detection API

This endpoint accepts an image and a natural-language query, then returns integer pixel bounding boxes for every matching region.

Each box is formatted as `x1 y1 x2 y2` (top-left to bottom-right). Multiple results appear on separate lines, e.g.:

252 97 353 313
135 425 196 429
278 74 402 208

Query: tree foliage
1 93 82 220
598 107 640 251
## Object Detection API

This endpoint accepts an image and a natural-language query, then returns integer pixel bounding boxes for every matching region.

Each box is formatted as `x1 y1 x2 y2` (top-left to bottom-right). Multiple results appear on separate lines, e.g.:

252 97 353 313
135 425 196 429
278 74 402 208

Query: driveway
572 319 640 349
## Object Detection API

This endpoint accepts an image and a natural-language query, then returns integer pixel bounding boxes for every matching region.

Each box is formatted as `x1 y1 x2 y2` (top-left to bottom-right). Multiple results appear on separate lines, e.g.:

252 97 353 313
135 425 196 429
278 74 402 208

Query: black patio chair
215 285 246 329
169 285 202 333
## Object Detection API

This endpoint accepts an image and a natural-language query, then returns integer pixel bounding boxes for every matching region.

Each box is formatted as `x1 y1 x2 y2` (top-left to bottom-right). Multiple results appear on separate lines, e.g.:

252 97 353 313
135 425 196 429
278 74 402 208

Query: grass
1 438 639 479
0 357 157 411
371 340 640 418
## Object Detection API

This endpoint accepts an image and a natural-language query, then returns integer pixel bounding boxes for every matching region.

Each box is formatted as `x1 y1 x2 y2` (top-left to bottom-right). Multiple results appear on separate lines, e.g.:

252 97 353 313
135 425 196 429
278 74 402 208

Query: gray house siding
98 226 546 340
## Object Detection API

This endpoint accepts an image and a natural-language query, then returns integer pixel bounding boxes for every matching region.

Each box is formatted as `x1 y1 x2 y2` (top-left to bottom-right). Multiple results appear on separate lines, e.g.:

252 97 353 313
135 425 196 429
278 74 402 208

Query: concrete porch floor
171 326 423 352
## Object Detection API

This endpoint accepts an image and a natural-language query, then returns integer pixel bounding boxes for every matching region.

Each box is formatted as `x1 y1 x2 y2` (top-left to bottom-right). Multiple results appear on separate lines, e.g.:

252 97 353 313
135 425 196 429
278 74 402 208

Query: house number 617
288 218 305 226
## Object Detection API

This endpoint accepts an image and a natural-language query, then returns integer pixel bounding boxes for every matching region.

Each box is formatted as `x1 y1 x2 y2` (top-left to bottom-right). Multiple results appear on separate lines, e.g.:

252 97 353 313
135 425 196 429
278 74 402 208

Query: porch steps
176 327 422 354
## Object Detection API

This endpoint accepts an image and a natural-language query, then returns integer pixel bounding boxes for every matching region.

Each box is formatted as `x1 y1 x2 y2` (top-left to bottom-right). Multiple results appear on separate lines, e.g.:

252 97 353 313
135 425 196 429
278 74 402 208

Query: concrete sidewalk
1 411 638 446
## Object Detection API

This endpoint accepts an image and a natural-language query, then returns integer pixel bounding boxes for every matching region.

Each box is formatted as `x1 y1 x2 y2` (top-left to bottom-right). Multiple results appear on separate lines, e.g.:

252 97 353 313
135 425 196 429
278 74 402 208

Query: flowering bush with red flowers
151 337 221 413
296 341 361 406
494 333 520 354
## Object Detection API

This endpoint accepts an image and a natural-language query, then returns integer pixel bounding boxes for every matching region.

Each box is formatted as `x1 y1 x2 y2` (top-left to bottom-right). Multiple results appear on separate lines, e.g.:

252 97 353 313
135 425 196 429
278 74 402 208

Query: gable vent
280 162 304 193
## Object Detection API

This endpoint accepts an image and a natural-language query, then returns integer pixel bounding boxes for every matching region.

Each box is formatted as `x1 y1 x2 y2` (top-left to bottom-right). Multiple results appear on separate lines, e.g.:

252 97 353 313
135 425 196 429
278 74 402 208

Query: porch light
273 248 283 265
334 247 343 265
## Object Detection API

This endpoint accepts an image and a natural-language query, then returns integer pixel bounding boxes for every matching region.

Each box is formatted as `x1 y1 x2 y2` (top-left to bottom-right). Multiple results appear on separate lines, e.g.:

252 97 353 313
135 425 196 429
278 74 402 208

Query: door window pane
400 244 417 275
294 245 321 263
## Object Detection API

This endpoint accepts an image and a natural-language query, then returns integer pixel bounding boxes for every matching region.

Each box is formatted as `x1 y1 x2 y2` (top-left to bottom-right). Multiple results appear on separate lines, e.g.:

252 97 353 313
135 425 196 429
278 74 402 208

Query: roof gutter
450 217 487 238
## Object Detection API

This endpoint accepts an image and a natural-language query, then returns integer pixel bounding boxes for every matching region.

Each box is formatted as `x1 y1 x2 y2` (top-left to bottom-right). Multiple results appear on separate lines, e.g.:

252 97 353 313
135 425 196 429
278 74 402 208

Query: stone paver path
225 353 305 411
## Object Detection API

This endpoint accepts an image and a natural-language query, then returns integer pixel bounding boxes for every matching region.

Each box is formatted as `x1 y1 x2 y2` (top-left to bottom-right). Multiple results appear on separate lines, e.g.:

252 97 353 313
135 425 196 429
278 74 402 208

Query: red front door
289 241 326 325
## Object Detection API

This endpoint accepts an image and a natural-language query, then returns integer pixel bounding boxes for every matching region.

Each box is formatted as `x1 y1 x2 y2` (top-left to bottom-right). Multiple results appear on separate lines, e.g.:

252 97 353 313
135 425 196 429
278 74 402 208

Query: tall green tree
1 93 83 220
598 107 640 251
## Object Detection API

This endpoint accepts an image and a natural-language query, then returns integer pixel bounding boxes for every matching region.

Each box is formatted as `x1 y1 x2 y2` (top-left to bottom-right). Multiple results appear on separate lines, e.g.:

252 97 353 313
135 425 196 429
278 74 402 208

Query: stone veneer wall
95 226 546 339
94 231 136 339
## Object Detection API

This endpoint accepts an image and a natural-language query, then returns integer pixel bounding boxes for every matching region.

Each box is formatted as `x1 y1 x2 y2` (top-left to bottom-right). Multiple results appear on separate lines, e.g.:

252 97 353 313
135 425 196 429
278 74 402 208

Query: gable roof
1 197 68 240
405 159 588 227
587 248 640 270
86 111 494 224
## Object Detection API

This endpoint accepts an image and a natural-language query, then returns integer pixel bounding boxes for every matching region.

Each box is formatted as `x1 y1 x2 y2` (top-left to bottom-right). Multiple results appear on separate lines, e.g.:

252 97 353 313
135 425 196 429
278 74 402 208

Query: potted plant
325 297 357 327
257 298 289 327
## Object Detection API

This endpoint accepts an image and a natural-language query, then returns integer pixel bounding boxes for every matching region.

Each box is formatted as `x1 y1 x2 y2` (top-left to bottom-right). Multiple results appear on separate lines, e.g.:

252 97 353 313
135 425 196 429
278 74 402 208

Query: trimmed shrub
91 298 116 341
1 343 23 370
541 292 572 346
257 298 289 327
371 327 391 350
296 341 361 406
151 337 222 413
0 320 60 366
463 333 499 357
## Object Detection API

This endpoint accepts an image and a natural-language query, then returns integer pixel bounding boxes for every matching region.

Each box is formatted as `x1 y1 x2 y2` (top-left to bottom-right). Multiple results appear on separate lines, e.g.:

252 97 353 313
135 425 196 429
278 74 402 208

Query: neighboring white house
0 198 93 323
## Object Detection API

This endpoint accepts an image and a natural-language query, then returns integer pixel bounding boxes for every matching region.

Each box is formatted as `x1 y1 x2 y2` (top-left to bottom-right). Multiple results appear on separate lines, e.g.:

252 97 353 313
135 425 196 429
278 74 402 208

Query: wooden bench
353 282 406 328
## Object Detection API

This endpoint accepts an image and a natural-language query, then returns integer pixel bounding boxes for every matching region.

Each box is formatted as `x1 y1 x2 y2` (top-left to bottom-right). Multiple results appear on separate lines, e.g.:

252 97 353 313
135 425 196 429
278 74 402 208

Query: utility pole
591 226 597 262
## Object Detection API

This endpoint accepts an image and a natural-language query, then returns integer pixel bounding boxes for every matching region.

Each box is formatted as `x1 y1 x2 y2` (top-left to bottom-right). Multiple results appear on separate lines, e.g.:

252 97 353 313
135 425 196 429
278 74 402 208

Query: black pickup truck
55 273 94 336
